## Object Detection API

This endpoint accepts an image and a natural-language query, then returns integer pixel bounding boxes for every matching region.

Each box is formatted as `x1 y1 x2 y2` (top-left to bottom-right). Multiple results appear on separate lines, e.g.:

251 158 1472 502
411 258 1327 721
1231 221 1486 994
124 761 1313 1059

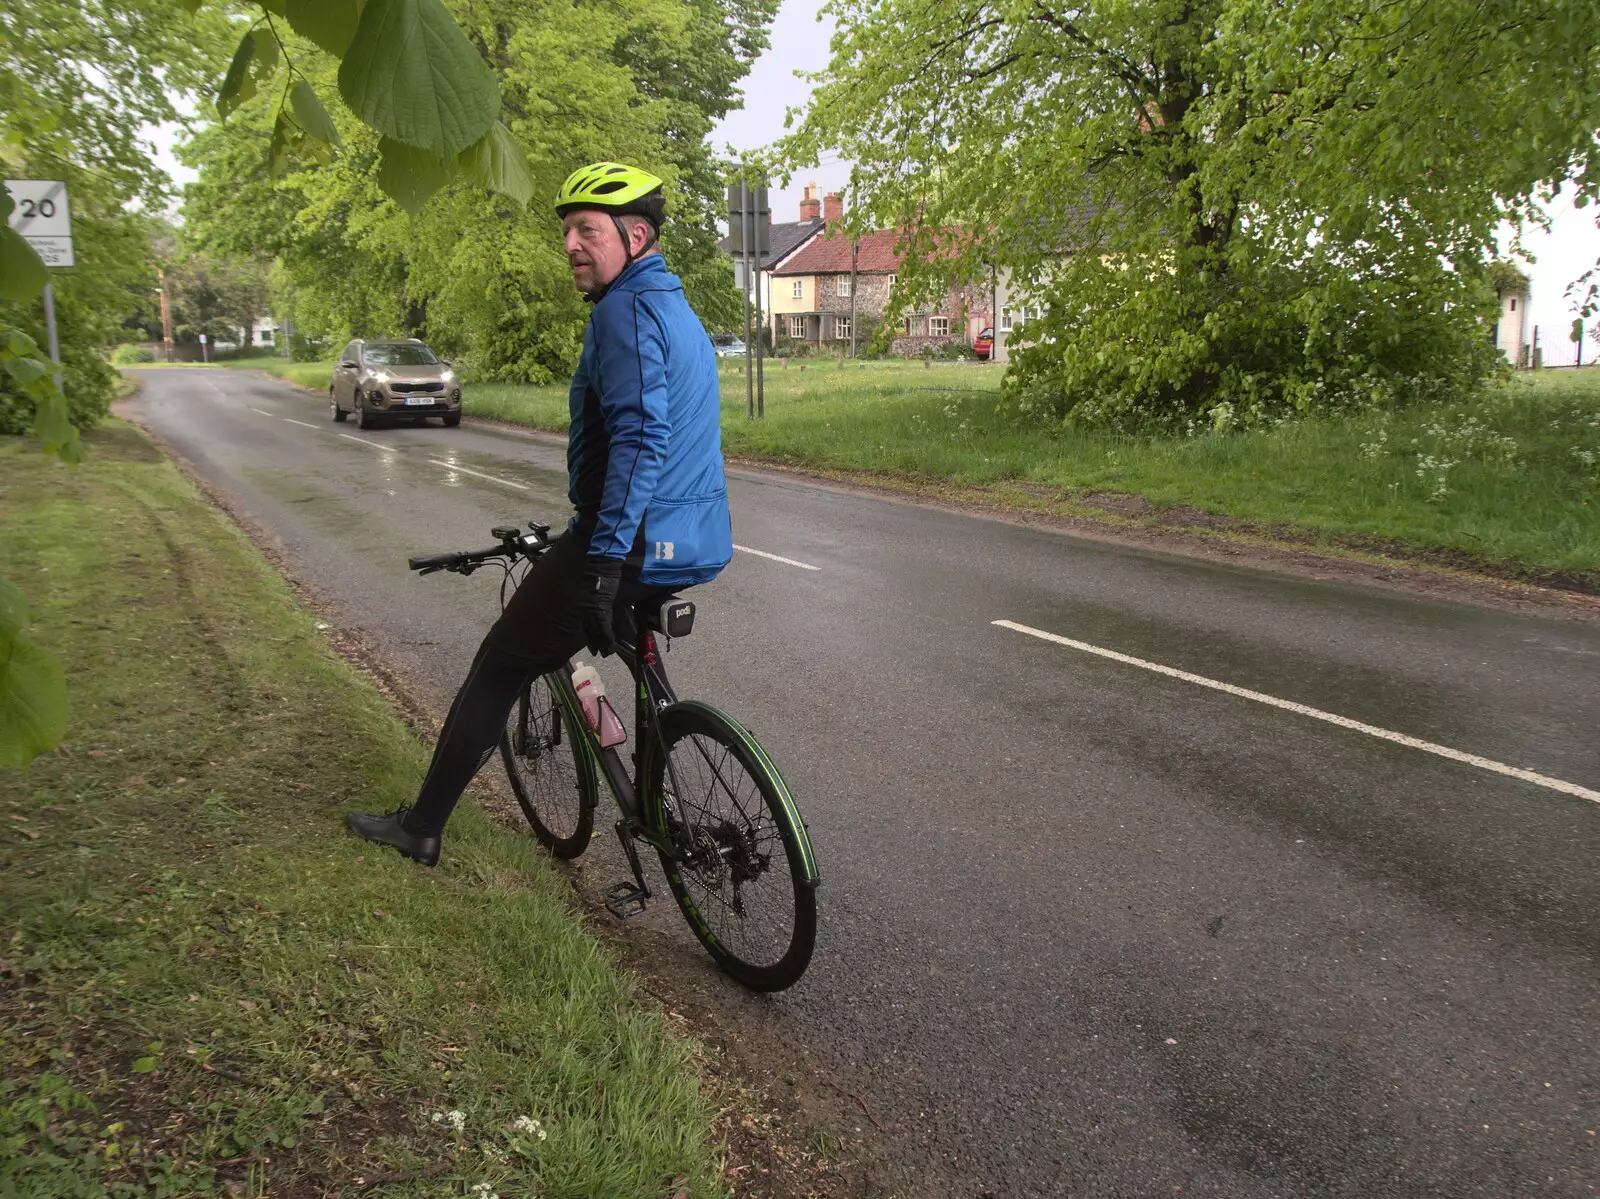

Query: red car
974 327 995 360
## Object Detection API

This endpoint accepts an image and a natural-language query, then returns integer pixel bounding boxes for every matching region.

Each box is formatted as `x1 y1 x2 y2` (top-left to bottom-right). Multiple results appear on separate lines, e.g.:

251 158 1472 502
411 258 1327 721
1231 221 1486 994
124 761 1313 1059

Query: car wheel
331 389 348 422
357 403 379 430
443 412 461 427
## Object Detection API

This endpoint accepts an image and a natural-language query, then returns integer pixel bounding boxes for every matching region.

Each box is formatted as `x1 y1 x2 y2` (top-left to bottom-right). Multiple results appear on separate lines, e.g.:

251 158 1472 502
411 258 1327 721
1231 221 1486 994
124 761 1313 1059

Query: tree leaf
178 0 207 12
0 226 48 302
253 28 280 83
130 1057 159 1074
0 578 27 642
30 380 84 464
339 0 498 159
5 327 40 357
4 356 49 386
454 121 531 205
217 31 258 119
256 0 287 14
289 81 342 148
286 0 362 58
267 109 301 177
0 628 68 769
376 137 451 215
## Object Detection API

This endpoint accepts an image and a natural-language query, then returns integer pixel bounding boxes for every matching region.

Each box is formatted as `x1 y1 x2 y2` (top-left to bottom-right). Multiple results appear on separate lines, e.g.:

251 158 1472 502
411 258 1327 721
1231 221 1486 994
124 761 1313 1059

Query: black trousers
402 533 673 837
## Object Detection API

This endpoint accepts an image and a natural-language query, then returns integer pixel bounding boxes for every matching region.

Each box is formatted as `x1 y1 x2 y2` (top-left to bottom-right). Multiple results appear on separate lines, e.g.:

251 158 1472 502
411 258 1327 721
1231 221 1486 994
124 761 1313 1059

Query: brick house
770 223 992 356
717 183 829 341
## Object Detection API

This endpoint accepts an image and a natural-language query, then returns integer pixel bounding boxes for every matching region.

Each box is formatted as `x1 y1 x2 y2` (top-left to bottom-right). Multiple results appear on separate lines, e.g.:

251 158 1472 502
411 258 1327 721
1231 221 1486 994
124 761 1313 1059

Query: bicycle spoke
664 731 797 969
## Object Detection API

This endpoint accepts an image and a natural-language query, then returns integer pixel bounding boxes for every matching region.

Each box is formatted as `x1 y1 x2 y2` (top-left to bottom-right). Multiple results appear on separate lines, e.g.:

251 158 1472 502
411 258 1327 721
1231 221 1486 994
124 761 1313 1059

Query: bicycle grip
408 550 466 571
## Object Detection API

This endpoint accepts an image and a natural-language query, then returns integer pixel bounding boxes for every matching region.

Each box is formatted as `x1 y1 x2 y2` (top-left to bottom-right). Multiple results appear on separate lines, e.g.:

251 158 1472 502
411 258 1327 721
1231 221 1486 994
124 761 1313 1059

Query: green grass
137 348 1599 579
116 355 337 392
219 354 338 391
0 424 727 1198
470 358 1600 582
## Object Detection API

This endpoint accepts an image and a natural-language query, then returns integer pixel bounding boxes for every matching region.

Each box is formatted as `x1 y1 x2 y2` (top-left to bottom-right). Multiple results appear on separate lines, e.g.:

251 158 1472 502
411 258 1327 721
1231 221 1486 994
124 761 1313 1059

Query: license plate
405 396 433 406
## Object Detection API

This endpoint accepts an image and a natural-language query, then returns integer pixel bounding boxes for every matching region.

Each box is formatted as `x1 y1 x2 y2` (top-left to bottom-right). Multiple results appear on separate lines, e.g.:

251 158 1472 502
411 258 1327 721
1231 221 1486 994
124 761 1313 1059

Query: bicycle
408 521 819 992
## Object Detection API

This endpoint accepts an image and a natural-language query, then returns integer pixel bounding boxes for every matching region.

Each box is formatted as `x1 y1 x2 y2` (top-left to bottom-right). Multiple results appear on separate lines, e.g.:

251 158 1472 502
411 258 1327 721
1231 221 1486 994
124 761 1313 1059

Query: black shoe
345 806 440 867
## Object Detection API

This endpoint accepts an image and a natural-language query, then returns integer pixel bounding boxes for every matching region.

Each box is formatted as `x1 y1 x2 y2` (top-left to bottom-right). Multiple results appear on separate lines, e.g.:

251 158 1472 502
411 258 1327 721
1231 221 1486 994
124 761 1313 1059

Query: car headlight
370 370 391 384
440 369 455 382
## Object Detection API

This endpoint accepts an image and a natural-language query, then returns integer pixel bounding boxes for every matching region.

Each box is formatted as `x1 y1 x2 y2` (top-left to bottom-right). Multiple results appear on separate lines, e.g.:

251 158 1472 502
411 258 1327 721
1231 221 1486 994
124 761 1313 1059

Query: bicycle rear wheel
647 702 817 991
500 675 596 858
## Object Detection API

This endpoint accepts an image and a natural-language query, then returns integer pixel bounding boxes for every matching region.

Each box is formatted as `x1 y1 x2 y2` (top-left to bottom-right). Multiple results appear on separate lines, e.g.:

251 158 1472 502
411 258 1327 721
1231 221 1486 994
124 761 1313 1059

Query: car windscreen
364 344 438 366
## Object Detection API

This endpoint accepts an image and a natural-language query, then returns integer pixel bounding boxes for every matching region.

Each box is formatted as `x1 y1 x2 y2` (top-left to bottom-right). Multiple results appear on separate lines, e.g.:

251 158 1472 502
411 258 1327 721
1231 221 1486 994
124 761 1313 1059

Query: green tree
778 0 1600 430
1 0 234 433
180 0 773 381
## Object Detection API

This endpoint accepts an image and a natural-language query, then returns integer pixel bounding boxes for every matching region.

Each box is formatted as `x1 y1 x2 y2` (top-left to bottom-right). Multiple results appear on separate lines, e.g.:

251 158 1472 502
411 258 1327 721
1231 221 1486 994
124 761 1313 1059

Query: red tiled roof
772 229 903 276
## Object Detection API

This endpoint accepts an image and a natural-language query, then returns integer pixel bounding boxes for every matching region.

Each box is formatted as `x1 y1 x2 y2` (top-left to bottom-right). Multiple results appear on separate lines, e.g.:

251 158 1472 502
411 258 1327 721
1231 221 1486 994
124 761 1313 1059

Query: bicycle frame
545 623 688 859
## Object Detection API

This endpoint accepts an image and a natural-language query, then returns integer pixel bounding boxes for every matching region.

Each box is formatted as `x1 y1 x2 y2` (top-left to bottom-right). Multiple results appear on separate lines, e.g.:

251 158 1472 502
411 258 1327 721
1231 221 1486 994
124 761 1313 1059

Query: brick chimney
798 181 820 222
822 192 843 225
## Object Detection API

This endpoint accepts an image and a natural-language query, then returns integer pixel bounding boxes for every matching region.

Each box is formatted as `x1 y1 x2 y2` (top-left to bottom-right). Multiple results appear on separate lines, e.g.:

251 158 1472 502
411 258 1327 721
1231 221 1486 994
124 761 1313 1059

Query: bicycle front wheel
500 675 596 858
647 702 818 992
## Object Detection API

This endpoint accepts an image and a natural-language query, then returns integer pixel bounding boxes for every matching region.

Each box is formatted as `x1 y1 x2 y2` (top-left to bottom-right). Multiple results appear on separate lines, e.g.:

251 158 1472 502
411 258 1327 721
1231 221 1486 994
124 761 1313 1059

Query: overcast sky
148 0 1598 336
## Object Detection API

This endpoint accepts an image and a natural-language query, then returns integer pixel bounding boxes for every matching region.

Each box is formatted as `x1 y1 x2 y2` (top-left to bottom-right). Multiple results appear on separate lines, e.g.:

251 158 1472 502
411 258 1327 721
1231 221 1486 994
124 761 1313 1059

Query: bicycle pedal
604 881 650 920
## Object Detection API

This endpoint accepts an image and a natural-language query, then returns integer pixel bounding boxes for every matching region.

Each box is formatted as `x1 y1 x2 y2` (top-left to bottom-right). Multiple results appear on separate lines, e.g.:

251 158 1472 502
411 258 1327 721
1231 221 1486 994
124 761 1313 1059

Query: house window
791 280 803 299
1510 297 1517 311
887 274 896 290
904 315 927 336
929 316 950 337
836 275 851 298
834 316 851 341
259 329 274 344
788 315 808 339
1000 308 1013 332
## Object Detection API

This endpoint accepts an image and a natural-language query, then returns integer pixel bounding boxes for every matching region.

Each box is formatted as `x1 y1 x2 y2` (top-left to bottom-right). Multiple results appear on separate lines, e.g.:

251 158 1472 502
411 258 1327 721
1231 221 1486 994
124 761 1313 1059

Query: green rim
645 700 818 883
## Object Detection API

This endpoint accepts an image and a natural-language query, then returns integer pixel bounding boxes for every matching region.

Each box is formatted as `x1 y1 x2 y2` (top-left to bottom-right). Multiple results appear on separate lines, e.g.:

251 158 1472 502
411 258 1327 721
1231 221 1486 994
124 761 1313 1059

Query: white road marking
992 619 1600 806
427 459 528 490
283 418 321 430
339 433 394 453
734 544 822 571
248 407 274 417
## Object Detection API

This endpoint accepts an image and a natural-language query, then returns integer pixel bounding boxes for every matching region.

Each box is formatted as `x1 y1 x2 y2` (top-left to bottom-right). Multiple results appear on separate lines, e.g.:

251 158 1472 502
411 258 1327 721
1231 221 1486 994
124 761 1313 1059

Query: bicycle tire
645 702 817 991
500 675 597 858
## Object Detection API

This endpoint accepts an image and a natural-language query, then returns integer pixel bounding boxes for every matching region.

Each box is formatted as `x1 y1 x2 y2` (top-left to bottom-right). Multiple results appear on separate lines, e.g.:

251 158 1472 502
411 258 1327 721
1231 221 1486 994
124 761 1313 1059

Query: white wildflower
470 1183 498 1199
430 1109 467 1133
512 1115 549 1142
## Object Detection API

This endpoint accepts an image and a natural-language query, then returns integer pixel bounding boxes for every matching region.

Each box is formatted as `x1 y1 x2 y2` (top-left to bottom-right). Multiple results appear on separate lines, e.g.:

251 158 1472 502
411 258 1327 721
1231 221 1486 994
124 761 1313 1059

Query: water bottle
571 662 627 749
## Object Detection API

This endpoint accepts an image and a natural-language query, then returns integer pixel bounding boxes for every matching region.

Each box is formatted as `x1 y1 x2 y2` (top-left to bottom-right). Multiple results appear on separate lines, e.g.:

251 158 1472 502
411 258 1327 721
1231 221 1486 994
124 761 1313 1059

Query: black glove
578 556 624 655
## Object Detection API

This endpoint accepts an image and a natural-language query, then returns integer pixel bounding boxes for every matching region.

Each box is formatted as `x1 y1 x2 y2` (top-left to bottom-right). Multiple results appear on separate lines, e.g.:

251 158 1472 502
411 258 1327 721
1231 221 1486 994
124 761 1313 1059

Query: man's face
564 211 649 295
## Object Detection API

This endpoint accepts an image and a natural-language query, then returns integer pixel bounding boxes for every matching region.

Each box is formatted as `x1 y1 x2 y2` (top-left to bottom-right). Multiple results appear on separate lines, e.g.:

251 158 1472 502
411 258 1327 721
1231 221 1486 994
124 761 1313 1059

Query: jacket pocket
642 490 732 583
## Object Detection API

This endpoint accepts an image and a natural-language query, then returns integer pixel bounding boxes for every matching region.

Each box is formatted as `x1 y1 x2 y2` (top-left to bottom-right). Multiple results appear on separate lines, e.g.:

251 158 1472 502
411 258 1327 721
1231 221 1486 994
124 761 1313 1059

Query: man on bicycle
346 161 733 866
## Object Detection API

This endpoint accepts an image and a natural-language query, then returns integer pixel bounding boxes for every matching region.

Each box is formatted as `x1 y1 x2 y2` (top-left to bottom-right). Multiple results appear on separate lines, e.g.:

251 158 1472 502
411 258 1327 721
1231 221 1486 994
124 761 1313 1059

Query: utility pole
849 237 859 359
727 174 770 419
157 267 175 363
754 220 765 417
742 190 754 420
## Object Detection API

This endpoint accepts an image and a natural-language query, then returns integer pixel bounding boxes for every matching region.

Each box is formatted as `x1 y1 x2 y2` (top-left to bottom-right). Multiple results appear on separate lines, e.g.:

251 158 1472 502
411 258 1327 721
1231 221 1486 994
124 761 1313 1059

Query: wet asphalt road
130 368 1600 1198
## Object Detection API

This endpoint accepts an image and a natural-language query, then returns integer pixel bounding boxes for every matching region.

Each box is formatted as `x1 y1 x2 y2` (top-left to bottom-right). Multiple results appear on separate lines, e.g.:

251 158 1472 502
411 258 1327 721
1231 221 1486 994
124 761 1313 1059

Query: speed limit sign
4 180 74 267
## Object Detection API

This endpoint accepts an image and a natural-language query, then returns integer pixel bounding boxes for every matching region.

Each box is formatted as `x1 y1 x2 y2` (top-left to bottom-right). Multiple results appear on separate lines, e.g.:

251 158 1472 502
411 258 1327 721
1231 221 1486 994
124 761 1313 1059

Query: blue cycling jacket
567 254 733 586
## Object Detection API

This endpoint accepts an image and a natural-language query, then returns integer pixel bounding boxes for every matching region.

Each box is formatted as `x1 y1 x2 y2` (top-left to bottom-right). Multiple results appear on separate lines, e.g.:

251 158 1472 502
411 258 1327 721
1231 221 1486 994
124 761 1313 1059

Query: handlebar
407 550 473 571
408 522 557 575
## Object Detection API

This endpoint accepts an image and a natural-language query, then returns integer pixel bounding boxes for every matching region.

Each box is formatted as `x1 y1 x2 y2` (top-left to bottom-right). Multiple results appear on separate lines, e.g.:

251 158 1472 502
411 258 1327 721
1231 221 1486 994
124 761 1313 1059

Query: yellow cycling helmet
555 161 665 229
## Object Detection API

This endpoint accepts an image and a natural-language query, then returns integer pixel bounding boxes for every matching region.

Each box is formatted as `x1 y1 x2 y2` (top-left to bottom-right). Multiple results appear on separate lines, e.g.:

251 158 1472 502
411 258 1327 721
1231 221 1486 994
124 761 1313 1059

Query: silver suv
330 339 463 429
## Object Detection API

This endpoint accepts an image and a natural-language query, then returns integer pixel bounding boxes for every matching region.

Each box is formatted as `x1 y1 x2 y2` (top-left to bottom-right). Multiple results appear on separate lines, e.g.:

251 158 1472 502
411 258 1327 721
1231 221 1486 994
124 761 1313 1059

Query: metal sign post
5 179 73 392
726 178 770 418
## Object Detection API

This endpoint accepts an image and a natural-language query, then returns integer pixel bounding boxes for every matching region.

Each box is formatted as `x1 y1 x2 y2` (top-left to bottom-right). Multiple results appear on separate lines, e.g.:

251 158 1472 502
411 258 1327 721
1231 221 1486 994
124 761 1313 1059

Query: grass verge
472 359 1600 586
0 422 725 1198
